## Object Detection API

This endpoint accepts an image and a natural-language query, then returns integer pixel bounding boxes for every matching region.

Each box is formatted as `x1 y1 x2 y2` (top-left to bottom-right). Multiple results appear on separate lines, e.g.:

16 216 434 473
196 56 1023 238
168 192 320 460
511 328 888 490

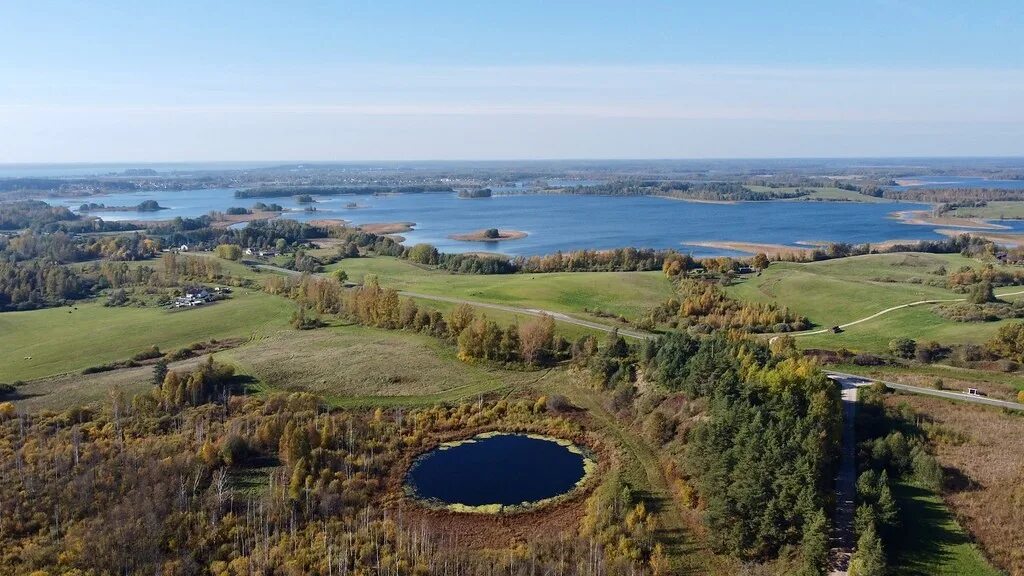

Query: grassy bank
891 482 1000 576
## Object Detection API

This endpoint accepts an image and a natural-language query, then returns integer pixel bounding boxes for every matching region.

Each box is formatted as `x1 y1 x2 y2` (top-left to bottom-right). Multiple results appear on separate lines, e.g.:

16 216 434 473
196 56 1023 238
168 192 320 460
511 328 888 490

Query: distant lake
891 176 1024 190
43 188 1024 257
407 433 589 508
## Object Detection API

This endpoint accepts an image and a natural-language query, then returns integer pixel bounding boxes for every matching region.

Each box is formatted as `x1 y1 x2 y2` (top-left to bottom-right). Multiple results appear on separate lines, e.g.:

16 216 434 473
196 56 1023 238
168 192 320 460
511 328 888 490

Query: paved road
254 264 654 339
827 380 858 576
793 288 1024 337
827 371 1024 411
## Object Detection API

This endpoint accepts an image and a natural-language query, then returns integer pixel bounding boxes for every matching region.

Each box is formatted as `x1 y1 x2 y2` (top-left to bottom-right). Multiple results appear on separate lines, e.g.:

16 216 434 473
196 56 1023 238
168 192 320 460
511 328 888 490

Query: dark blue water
42 189 1024 257
407 434 587 507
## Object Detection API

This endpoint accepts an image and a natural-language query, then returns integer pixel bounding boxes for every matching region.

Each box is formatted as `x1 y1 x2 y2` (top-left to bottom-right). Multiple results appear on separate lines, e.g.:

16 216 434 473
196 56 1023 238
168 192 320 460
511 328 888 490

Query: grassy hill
0 288 291 382
329 256 673 323
726 253 1024 352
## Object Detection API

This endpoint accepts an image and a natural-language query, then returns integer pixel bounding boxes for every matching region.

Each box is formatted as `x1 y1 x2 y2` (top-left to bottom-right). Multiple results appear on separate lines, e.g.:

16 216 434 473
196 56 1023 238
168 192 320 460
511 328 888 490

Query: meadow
327 256 674 322
949 200 1024 220
220 324 542 407
726 252 1024 352
0 288 291 382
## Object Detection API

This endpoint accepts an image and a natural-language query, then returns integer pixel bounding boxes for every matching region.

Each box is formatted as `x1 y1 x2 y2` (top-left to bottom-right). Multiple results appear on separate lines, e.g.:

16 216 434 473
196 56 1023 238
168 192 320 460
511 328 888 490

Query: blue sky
1 1 1022 161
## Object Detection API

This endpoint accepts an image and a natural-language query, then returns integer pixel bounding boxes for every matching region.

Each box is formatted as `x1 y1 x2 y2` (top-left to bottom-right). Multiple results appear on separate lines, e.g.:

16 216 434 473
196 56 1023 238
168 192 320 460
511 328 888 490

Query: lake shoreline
893 209 1008 230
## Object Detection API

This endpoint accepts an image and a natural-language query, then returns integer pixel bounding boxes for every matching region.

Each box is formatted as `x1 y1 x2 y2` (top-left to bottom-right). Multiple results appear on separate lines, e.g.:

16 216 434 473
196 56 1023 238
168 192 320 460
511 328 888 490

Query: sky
1 0 1023 162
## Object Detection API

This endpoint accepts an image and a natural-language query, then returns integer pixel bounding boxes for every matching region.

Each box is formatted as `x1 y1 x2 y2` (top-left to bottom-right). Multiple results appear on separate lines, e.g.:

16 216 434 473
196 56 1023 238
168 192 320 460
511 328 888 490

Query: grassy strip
891 482 1000 576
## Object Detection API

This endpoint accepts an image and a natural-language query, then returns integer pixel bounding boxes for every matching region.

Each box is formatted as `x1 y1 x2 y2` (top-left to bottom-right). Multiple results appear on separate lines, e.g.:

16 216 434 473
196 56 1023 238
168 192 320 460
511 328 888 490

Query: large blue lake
45 188 1024 257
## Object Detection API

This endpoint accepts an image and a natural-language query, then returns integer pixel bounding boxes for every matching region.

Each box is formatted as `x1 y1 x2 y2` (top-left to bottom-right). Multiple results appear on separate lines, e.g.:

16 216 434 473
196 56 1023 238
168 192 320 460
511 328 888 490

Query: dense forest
0 200 78 230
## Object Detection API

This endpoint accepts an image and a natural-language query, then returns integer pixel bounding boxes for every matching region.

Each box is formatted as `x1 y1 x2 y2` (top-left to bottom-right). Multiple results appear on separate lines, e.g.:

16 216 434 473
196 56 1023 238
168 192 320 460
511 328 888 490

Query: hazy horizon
2 1 1022 162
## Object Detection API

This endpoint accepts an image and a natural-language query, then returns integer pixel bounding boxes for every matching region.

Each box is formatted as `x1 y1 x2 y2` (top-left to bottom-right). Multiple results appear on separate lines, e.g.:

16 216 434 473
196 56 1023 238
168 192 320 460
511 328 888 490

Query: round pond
406 433 594 510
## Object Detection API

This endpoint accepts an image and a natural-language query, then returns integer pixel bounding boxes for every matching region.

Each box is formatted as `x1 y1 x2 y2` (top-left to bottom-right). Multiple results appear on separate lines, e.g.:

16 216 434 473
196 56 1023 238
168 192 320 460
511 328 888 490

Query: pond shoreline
391 426 605 517
404 431 597 514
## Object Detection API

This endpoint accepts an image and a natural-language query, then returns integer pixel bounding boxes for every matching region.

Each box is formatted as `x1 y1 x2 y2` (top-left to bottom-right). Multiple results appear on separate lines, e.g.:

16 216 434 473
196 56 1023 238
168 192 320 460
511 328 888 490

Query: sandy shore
686 241 810 258
688 237 936 257
306 218 350 228
358 221 415 234
449 229 528 242
893 210 1007 230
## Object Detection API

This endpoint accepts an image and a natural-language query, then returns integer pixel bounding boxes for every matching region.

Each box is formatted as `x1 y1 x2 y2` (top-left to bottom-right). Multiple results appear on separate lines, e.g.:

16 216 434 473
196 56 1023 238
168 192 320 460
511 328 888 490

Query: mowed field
327 256 674 322
0 288 291 382
726 252 1024 352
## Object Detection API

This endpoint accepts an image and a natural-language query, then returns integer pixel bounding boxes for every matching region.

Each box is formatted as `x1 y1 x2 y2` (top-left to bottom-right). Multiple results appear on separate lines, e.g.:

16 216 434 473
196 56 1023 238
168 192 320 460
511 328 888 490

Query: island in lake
78 200 167 212
457 188 493 198
450 228 528 241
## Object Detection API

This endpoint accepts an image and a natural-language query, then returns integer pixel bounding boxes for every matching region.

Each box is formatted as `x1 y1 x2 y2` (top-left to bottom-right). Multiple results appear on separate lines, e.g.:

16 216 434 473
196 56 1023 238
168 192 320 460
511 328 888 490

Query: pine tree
849 524 887 576
152 359 168 386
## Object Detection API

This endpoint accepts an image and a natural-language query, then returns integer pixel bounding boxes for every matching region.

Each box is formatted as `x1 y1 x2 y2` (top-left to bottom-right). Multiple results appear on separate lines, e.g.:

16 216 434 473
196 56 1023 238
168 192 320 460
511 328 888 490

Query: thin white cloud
3 64 1023 124
2 64 1023 161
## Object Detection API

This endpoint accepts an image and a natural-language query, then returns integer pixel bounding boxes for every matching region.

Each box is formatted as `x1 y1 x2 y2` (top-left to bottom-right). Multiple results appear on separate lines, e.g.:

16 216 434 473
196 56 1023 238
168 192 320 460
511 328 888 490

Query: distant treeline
403 245 669 274
870 187 1024 202
547 179 807 201
0 200 78 230
0 178 140 193
0 200 142 234
233 185 453 199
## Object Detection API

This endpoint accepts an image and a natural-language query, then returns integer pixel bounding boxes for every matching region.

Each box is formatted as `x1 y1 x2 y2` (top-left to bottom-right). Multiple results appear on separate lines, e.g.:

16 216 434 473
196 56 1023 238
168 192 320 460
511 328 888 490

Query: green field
726 252 1024 352
796 305 1022 352
950 200 1024 221
892 482 1000 576
0 289 291 382
328 256 673 322
221 324 537 407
